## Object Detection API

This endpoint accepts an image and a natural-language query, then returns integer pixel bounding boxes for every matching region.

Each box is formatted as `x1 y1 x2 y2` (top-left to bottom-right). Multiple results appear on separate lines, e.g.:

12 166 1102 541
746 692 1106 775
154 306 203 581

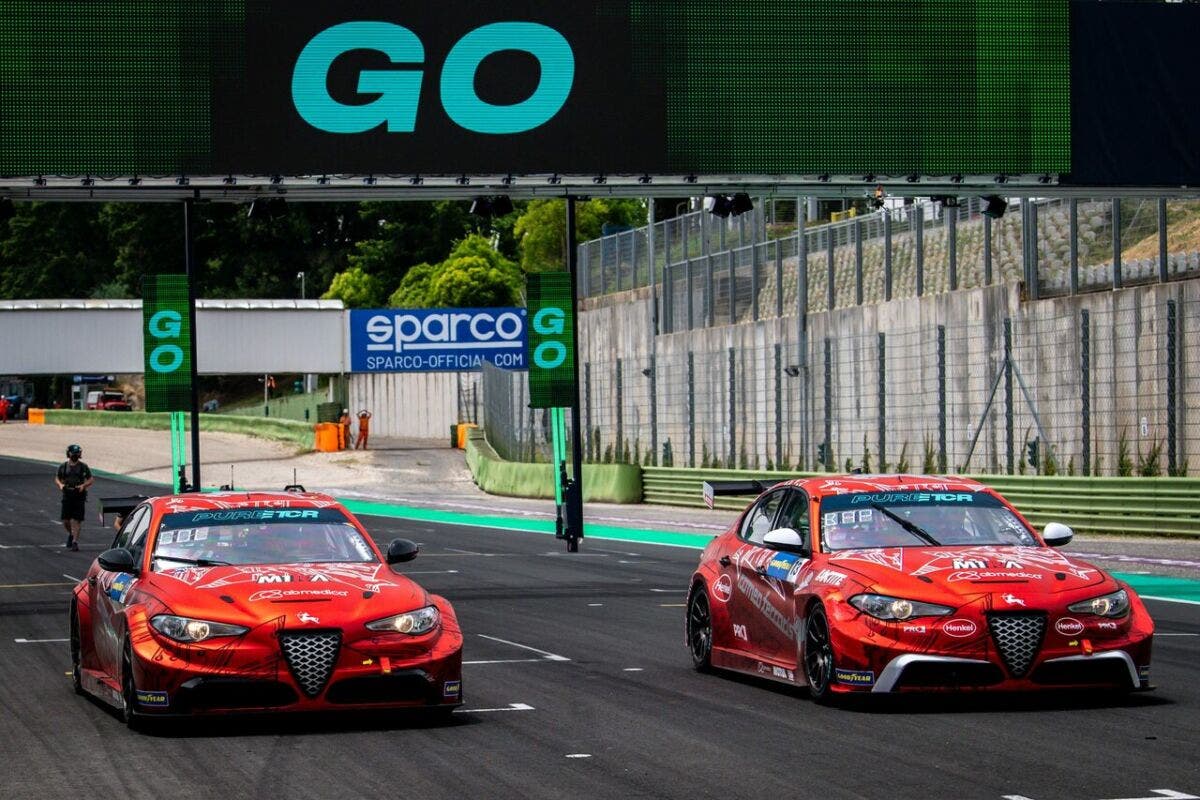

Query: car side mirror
1042 522 1074 548
98 547 138 574
763 527 807 554
386 538 420 565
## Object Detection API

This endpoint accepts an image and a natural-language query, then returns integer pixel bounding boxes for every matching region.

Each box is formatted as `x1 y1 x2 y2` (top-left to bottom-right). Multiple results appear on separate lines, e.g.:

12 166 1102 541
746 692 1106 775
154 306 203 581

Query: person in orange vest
338 408 351 450
0 395 9 423
354 409 372 450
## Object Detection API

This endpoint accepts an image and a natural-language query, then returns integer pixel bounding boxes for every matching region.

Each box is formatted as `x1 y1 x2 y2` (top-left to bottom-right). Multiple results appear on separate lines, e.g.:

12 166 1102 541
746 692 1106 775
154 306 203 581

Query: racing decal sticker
910 547 1096 581
712 574 732 603
297 611 320 624
735 573 793 638
135 689 169 707
1095 620 1119 631
901 624 927 634
1054 617 1085 636
443 680 462 698
247 588 350 601
732 623 748 641
107 573 138 604
764 553 804 582
252 572 293 584
1001 593 1026 607
813 569 847 587
835 668 875 686
941 619 978 638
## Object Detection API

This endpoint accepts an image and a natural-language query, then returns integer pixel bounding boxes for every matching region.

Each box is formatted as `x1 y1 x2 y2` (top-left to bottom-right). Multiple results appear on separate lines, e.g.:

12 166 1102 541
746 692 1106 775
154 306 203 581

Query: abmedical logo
350 308 528 372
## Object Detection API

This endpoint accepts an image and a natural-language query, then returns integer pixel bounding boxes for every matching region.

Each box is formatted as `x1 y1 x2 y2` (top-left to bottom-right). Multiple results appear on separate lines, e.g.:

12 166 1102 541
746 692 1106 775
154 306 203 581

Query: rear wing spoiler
98 495 148 523
702 480 784 509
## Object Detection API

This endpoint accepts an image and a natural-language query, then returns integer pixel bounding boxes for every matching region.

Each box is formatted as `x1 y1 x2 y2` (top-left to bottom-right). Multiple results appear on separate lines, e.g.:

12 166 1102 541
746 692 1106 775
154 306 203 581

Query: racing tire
69 604 82 696
803 604 838 705
121 638 152 732
686 585 713 672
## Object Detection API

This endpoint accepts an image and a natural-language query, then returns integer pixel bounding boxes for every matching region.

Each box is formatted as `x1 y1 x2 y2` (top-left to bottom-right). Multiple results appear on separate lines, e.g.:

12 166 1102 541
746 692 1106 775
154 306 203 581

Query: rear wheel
686 586 713 671
803 604 838 704
69 604 82 695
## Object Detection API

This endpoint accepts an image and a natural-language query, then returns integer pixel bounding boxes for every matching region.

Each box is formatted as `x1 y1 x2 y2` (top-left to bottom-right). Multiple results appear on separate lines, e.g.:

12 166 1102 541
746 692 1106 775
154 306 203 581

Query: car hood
825 545 1110 596
149 562 428 624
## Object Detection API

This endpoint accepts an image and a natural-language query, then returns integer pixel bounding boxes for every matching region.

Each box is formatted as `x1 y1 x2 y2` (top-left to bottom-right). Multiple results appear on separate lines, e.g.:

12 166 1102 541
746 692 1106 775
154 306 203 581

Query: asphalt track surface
1 458 1198 800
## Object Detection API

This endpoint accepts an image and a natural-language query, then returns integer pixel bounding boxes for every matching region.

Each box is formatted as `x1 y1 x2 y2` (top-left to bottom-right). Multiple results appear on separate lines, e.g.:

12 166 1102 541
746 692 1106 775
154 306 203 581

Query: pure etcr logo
292 21 575 135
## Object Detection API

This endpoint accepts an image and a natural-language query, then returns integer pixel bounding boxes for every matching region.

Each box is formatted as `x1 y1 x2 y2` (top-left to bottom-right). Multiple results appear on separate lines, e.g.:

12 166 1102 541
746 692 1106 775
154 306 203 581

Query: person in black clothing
56 444 94 551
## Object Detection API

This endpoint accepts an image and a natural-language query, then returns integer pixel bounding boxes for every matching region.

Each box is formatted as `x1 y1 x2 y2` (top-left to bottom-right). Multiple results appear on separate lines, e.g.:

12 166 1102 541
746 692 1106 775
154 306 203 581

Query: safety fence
568 293 1197 479
578 197 1200 328
480 362 559 463
641 467 1200 538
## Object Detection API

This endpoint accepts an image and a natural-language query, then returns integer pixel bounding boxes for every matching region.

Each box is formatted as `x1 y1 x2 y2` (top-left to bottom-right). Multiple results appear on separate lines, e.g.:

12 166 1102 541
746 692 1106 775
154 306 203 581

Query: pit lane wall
464 428 641 503
34 409 315 449
641 466 1200 538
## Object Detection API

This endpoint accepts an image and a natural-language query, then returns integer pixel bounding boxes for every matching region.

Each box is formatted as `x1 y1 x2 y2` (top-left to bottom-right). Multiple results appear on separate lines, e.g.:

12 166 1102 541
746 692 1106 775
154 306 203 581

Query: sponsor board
351 308 528 372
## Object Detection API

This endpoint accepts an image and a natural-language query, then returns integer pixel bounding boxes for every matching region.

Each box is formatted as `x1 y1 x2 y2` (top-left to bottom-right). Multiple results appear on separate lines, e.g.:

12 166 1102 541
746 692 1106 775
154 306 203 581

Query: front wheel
69 604 82 695
686 586 713 671
121 638 153 732
803 604 838 705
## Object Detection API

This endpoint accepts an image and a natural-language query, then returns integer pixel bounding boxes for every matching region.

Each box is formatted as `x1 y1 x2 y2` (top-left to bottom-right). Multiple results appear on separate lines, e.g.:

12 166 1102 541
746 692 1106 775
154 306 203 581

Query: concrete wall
575 277 1199 477
347 371 480 439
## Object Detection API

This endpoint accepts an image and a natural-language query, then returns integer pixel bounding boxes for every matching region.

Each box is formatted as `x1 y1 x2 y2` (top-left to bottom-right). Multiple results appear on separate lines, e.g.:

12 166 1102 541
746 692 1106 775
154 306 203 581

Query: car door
725 489 796 670
90 505 150 678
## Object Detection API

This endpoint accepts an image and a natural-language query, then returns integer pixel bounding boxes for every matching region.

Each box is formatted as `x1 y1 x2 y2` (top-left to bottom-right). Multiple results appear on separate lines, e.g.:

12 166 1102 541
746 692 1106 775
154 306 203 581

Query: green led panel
527 272 577 409
142 274 193 413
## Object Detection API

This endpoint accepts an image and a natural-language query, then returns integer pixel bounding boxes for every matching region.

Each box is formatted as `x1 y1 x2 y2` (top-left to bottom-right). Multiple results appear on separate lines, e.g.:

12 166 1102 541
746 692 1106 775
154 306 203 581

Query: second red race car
686 475 1154 703
71 490 463 727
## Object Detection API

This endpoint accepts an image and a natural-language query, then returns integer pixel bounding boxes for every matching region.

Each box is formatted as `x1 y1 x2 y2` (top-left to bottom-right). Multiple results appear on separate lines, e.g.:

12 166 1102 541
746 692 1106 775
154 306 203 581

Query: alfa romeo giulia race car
686 475 1154 703
71 491 463 726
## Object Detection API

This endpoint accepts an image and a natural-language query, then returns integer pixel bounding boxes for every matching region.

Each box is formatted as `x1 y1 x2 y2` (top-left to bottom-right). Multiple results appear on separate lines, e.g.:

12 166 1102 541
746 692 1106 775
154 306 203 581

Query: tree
513 198 646 273
322 266 383 307
0 202 115 298
427 254 522 307
388 262 436 308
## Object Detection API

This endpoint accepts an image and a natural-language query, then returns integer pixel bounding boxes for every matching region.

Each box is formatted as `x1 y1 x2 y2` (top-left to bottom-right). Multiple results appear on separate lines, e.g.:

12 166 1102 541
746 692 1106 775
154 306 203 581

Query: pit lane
1 458 1197 800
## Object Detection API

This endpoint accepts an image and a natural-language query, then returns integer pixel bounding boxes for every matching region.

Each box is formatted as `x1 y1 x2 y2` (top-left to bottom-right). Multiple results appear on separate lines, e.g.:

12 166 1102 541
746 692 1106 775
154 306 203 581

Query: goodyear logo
135 689 169 707
764 552 803 581
834 668 875 686
443 680 462 698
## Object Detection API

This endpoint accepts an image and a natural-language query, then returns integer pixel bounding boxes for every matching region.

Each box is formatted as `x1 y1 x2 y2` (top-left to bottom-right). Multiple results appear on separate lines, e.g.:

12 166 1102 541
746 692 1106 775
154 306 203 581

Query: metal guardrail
641 467 1200 538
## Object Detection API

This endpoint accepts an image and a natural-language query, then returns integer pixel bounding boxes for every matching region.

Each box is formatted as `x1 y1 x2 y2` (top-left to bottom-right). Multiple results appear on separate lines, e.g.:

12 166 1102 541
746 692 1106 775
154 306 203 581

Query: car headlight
1068 589 1130 618
850 594 954 621
151 614 248 643
365 605 440 635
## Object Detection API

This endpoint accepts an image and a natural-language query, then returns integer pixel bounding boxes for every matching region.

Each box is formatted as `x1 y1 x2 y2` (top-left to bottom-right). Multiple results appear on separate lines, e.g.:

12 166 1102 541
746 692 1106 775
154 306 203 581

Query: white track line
477 634 570 661
454 703 534 714
463 658 546 665
14 638 68 644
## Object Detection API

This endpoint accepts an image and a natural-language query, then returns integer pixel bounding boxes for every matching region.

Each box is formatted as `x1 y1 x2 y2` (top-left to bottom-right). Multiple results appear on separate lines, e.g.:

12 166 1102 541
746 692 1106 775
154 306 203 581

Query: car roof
145 491 340 513
781 474 987 499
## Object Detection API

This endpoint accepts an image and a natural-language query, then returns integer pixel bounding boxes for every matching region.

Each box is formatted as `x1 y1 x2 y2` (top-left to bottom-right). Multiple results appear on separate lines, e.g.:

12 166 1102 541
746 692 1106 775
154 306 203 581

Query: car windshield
819 490 1036 550
151 507 376 568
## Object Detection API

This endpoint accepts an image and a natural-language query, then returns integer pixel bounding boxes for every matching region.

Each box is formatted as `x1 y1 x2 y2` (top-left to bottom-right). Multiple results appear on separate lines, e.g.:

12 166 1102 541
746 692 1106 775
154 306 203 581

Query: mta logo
292 21 575 135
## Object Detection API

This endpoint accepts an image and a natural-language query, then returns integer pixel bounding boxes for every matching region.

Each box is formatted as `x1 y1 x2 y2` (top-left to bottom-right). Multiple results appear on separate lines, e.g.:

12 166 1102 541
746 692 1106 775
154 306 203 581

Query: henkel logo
1055 617 1085 636
712 574 732 603
293 21 575 135
942 619 978 638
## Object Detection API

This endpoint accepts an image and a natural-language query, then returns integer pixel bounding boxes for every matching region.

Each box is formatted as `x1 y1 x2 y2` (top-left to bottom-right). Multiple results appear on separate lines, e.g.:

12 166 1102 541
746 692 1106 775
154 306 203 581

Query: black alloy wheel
687 586 713 671
69 604 82 695
804 604 837 704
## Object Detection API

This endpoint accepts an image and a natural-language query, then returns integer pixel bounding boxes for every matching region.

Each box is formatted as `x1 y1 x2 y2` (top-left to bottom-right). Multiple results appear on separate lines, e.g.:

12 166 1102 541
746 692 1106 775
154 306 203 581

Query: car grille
987 613 1046 678
279 631 341 698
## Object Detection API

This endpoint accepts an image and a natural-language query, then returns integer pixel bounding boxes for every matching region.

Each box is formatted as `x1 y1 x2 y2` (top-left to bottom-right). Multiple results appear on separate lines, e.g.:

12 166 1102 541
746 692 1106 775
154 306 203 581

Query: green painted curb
1115 573 1200 605
39 409 315 450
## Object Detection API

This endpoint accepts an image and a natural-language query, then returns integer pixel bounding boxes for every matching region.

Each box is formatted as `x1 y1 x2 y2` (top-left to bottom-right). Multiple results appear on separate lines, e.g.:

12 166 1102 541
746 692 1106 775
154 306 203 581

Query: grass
41 409 315 450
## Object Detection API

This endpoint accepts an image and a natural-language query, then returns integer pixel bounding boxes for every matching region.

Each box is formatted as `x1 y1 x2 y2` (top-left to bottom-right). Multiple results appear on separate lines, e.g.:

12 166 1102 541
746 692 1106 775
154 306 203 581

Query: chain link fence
482 291 1195 477
580 197 1200 327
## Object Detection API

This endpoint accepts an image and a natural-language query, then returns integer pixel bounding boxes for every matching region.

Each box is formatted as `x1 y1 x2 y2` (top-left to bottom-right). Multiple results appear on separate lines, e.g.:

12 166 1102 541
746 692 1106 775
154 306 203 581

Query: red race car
71 490 463 726
686 475 1154 703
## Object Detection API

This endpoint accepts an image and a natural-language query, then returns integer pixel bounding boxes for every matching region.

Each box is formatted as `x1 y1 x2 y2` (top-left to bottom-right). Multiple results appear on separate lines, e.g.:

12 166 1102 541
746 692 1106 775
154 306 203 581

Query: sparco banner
349 308 528 373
